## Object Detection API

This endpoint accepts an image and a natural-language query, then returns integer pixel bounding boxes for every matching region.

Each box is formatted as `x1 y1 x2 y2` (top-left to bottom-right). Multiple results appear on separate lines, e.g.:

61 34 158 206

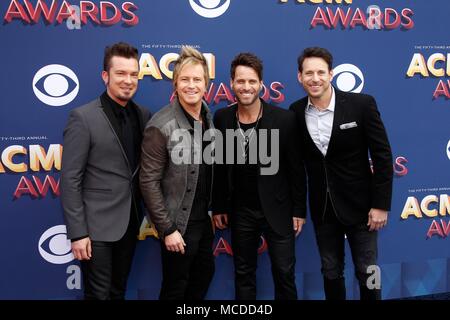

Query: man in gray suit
61 42 151 300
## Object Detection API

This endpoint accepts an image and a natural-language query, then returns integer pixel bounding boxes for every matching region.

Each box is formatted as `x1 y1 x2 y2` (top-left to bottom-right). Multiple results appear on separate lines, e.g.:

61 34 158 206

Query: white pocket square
339 121 358 130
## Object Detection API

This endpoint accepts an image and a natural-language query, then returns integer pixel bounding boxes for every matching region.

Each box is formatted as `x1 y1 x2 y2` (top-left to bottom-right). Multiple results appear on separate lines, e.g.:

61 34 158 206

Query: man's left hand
367 208 388 231
293 217 306 237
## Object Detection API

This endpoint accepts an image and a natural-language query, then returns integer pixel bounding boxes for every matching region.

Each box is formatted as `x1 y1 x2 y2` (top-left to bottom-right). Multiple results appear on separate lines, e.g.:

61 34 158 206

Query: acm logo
38 225 81 290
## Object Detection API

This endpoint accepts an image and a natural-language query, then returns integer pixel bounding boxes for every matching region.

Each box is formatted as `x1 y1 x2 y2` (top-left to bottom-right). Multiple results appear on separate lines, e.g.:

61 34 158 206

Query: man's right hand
213 214 229 230
72 237 92 260
165 230 186 254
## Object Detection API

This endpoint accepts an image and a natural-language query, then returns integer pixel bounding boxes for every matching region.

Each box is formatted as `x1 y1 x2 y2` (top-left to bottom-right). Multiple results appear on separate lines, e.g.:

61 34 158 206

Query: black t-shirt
233 121 262 211
181 105 212 221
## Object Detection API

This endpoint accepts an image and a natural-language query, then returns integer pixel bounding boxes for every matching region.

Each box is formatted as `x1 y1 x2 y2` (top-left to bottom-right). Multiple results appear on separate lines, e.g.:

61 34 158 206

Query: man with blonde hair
140 46 215 300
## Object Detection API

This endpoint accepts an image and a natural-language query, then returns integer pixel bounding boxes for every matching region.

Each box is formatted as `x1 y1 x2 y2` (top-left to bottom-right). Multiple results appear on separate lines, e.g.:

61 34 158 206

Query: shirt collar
306 86 335 113
103 91 131 115
179 101 208 128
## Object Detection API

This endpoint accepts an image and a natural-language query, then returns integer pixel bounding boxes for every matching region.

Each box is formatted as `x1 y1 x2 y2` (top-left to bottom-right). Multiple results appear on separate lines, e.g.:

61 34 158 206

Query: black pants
159 218 215 300
80 219 137 300
231 207 297 300
314 200 380 300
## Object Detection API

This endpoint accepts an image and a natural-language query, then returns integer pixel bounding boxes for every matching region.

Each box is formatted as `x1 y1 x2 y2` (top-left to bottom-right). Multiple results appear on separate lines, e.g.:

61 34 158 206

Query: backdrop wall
0 0 449 299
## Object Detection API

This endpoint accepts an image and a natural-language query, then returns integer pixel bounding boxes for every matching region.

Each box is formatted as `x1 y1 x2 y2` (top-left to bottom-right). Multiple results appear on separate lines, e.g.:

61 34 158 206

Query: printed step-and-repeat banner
0 0 449 299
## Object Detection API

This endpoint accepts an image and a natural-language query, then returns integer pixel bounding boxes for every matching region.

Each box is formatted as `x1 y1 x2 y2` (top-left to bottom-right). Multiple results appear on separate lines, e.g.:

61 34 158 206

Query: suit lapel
258 100 274 131
226 103 237 130
101 99 121 139
99 100 132 175
130 103 147 178
326 90 346 157
134 102 145 134
225 104 237 188
201 100 214 130
257 101 274 170
173 98 194 130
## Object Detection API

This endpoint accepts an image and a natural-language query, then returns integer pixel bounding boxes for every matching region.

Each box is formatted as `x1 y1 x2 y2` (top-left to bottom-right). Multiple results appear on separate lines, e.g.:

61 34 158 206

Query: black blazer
289 89 393 226
212 100 307 235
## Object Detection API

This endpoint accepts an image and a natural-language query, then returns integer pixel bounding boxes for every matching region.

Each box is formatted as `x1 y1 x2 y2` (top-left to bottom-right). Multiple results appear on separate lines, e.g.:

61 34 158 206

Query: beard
235 93 259 107
117 92 133 101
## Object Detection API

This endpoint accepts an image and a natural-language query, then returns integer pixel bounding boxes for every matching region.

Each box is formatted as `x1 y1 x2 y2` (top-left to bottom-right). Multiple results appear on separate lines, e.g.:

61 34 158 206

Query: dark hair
230 52 263 80
103 42 139 72
297 47 333 72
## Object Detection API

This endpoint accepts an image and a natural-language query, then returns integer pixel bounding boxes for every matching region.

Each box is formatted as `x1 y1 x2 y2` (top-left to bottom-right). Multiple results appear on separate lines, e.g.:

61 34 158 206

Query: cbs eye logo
332 64 364 93
38 225 74 264
32 64 79 106
189 0 231 18
447 139 450 160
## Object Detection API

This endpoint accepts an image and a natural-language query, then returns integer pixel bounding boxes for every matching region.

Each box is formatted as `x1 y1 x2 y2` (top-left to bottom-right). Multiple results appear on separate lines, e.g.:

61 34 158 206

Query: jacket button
187 189 192 192
191 170 195 174
182 208 187 211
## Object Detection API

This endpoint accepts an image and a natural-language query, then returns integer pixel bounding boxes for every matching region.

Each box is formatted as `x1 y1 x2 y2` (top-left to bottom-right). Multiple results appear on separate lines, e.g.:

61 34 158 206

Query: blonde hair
172 46 209 87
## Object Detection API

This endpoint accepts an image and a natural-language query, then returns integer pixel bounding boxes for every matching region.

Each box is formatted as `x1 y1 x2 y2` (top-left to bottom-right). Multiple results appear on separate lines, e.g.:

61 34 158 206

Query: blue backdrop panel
0 0 449 299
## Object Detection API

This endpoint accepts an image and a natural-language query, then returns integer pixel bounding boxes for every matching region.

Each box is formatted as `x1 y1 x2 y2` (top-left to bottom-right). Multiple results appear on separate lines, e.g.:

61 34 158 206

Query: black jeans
231 207 297 300
80 219 137 300
314 201 380 300
159 218 215 300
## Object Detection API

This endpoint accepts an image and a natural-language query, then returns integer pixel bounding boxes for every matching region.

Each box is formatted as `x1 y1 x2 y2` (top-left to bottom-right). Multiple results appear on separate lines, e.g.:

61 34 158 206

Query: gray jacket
61 98 150 241
140 98 214 237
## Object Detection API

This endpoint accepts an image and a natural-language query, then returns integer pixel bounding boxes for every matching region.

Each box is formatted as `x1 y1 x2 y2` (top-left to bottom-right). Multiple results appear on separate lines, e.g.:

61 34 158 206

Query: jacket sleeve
60 109 90 240
139 125 176 236
363 96 393 211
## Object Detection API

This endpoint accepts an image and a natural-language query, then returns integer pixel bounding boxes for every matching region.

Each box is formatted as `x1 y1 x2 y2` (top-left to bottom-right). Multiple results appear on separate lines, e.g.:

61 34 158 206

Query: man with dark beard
212 53 306 300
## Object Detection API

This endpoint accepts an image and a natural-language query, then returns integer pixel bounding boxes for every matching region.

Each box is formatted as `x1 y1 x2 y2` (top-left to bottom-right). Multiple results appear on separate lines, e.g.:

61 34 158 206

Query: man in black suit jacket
212 53 306 300
289 47 393 300
61 43 150 299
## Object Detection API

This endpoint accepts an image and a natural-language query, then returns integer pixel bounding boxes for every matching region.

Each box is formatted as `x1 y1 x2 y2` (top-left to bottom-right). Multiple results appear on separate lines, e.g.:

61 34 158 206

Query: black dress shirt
181 105 212 221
